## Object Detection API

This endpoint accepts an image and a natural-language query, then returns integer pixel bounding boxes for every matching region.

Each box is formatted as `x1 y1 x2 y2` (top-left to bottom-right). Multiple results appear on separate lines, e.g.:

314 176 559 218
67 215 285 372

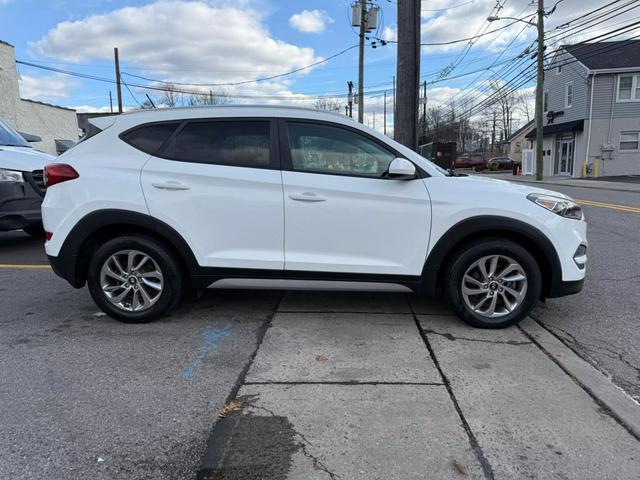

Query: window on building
557 64 562 74
543 91 549 112
620 131 640 150
286 122 395 178
565 82 573 108
617 75 640 101
161 120 271 168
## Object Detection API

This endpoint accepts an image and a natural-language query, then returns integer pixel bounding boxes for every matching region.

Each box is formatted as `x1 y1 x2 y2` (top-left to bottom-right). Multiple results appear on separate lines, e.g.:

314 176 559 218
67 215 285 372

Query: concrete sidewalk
198 293 640 480
478 171 640 193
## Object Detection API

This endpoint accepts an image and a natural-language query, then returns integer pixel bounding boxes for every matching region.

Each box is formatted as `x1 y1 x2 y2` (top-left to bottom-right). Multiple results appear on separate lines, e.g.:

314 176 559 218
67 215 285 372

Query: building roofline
506 119 535 142
0 39 15 48
20 98 76 112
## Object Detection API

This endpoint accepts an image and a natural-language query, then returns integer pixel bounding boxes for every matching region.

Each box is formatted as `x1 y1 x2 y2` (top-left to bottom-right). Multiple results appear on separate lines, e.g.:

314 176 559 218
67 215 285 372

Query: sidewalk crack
245 400 342 479
424 329 532 346
406 296 495 480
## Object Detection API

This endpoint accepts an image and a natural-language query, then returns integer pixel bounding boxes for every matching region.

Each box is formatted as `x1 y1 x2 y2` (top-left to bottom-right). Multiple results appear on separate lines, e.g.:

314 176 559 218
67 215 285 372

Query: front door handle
151 181 190 191
288 192 326 202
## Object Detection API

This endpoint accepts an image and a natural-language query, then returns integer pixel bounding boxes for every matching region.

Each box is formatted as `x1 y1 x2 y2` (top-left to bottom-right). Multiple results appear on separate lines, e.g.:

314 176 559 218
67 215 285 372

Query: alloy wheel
99 249 164 312
460 254 528 318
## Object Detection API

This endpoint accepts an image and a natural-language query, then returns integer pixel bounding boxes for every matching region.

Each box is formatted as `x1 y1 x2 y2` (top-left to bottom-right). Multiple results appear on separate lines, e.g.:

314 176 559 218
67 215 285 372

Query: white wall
0 40 78 156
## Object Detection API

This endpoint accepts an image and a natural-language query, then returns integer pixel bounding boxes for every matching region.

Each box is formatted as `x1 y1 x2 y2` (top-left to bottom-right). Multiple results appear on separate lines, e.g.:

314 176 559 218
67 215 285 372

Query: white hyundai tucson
42 106 587 328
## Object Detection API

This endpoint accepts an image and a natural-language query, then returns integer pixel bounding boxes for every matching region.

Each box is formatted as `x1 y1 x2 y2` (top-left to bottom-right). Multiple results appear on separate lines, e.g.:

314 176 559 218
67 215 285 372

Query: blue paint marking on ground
181 323 233 379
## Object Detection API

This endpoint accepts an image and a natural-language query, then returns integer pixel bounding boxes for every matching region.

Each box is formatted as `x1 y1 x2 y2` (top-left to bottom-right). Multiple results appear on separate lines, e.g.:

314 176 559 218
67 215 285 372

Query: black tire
87 235 183 323
23 225 45 238
445 238 541 329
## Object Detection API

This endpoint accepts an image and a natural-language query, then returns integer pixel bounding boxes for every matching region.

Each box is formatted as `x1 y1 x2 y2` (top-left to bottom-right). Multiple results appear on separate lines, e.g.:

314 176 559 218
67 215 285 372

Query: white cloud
381 25 397 42
289 9 333 34
419 0 628 53
18 74 80 100
31 1 321 86
69 105 117 113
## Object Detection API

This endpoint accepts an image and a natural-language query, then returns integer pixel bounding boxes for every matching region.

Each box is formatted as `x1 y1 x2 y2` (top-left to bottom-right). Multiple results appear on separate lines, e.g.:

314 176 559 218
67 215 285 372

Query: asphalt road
524 183 640 401
0 237 281 480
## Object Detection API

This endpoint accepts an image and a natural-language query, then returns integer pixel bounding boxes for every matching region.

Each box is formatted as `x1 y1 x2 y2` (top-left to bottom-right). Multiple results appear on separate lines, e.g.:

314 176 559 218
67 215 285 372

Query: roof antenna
145 93 156 109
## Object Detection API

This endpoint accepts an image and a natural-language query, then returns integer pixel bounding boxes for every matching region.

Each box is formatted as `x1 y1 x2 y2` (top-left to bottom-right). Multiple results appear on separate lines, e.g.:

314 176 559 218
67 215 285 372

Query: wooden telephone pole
394 0 421 150
357 1 367 123
114 48 123 113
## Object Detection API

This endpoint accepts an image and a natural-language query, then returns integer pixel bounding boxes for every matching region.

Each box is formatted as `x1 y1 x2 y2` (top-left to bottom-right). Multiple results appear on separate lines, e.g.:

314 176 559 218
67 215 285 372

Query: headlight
527 193 583 220
0 169 24 183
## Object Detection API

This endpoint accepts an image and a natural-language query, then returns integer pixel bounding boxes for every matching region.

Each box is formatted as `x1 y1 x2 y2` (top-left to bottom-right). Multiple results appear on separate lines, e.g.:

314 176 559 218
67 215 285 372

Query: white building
0 39 79 156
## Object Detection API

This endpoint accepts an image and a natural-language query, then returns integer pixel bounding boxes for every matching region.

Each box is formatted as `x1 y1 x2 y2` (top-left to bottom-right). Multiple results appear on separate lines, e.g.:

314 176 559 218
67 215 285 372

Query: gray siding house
526 40 640 177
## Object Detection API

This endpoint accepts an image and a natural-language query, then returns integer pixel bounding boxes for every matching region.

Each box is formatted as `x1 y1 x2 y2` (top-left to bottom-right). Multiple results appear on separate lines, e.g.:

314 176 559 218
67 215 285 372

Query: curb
196 412 240 480
519 318 640 440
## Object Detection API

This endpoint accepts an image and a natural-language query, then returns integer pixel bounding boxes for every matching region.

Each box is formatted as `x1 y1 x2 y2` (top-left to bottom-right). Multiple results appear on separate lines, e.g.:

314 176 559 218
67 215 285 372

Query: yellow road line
0 264 51 269
575 198 640 213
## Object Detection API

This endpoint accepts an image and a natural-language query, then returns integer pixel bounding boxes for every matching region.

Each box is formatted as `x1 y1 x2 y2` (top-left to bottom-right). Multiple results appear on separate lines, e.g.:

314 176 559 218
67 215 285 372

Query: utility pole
394 0 421 150
422 80 427 142
357 1 367 123
109 90 113 113
114 47 123 113
347 81 354 118
392 75 396 138
535 0 545 181
383 90 387 135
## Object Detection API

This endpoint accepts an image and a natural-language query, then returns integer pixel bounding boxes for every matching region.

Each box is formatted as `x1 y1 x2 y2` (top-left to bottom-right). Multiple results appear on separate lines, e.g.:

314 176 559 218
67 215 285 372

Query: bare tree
313 98 342 112
516 89 535 123
187 88 230 106
159 83 183 108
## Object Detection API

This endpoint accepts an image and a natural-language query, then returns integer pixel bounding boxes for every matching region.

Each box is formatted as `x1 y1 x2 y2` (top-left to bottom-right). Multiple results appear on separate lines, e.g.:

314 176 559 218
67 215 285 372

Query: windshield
0 119 30 147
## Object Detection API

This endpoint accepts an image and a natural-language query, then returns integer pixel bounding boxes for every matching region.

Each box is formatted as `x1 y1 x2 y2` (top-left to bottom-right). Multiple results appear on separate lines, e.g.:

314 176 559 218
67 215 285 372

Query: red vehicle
454 153 487 171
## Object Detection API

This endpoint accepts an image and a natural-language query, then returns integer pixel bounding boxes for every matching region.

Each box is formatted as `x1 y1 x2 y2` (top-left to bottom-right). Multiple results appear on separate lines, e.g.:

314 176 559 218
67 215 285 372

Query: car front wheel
445 239 542 328
87 235 183 323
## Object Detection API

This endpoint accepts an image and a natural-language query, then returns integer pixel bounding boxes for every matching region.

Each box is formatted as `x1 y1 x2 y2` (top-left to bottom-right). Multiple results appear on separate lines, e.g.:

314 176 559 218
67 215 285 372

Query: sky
0 0 637 133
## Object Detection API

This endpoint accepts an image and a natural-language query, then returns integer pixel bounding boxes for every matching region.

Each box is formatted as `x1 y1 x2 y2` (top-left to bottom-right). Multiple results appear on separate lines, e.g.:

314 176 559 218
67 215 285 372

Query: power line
120 44 359 87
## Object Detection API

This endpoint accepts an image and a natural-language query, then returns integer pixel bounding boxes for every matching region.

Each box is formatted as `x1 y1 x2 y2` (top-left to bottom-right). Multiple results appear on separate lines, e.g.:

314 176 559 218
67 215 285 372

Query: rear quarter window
120 122 181 155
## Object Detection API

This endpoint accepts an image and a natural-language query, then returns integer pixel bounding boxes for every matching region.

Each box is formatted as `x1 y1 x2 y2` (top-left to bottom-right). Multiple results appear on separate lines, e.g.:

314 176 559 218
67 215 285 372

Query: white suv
42 106 587 328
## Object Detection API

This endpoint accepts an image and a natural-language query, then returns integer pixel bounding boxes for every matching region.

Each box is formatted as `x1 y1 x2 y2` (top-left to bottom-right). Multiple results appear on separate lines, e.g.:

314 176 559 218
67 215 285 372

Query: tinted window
161 121 271 167
287 122 395 178
122 122 180 155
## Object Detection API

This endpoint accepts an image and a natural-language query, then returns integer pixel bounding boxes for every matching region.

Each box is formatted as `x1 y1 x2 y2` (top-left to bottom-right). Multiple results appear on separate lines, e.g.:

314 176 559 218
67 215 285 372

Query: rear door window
159 120 272 168
121 122 181 155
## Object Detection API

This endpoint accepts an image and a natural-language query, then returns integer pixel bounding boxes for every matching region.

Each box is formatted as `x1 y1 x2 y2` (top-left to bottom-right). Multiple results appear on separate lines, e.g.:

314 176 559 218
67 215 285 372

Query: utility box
366 5 379 31
351 2 362 27
418 142 457 170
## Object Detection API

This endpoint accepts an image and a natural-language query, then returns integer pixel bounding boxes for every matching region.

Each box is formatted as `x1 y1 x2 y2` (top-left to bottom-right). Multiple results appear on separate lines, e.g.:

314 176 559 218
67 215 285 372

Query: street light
488 5 545 181
487 16 535 26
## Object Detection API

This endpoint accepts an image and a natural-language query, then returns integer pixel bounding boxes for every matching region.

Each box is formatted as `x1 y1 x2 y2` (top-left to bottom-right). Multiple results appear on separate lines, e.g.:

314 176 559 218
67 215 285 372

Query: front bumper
547 278 584 298
0 180 43 231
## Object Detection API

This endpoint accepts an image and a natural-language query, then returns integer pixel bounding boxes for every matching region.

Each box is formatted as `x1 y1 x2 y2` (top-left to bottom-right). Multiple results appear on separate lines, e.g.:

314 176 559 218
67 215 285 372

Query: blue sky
0 0 627 130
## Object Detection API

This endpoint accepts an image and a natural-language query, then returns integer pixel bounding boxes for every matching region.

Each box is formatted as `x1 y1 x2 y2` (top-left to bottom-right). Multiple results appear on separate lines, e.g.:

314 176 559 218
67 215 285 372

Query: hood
459 174 573 200
0 146 55 172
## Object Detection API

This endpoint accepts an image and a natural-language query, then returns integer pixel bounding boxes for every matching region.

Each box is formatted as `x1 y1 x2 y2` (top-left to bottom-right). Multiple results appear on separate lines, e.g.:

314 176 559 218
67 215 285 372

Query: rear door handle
288 192 326 202
151 181 190 191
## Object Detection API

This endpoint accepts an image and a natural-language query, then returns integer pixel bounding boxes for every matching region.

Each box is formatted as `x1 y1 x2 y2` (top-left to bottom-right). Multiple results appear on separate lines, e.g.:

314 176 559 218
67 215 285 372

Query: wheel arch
421 215 562 298
53 209 198 288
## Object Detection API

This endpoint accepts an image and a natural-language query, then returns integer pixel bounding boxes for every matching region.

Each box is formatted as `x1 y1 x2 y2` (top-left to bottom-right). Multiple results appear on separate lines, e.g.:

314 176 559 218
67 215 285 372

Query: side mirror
387 157 416 180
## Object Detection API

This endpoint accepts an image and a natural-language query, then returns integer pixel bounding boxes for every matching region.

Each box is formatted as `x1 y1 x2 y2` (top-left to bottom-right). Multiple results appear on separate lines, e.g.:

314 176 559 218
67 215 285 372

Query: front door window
554 133 574 176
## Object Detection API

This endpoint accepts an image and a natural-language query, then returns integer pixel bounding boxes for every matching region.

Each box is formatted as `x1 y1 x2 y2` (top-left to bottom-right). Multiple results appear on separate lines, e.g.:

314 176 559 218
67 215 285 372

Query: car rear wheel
445 238 541 328
87 235 183 323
